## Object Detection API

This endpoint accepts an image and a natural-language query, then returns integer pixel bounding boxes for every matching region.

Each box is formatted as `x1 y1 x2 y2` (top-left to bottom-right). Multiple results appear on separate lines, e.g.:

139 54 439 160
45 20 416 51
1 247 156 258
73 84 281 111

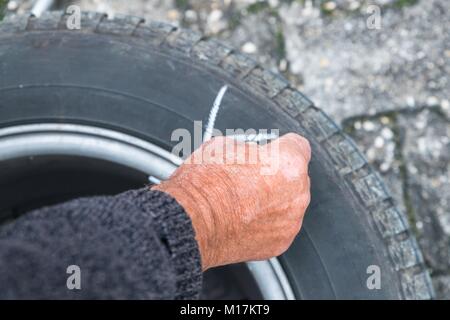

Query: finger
279 133 311 162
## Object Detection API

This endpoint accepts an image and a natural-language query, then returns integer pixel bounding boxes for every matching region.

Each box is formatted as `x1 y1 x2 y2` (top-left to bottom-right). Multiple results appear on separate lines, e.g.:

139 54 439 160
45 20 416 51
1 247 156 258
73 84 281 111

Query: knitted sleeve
0 188 203 300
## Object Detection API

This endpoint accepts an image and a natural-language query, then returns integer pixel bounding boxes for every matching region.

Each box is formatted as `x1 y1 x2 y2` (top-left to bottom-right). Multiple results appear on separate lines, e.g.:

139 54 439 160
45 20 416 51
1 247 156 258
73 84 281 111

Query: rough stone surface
280 0 450 123
433 276 450 300
399 110 450 275
344 115 406 214
3 0 450 298
347 108 450 299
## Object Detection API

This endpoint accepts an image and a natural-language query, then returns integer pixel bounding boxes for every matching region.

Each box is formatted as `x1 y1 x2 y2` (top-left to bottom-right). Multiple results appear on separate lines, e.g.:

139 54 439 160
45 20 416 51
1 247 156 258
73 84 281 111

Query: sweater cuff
133 188 203 300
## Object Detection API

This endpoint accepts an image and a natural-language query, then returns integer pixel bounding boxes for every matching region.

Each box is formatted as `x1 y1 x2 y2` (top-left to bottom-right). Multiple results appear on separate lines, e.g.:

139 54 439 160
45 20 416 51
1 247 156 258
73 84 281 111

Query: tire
0 11 434 299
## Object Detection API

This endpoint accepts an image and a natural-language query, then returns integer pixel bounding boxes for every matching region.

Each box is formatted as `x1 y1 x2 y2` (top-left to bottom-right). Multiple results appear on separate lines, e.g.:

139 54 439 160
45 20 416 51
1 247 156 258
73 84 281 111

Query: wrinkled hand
152 133 311 270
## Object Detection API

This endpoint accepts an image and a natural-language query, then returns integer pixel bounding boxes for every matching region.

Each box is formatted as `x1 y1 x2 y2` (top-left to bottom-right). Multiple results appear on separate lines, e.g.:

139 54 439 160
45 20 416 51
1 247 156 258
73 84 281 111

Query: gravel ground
3 0 450 298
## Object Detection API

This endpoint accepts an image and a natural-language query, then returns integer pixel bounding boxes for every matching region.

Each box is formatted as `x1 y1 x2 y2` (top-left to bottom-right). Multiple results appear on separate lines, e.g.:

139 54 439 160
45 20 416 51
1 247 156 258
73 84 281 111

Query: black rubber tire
0 11 434 299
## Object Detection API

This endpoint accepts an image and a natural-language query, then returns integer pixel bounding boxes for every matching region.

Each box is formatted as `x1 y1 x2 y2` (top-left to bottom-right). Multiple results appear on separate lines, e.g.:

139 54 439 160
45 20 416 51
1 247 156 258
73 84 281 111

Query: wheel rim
0 123 295 300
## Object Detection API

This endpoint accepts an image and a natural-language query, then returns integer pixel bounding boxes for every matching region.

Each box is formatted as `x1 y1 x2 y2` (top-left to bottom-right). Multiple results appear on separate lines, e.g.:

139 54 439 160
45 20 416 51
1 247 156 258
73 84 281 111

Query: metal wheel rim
0 123 295 300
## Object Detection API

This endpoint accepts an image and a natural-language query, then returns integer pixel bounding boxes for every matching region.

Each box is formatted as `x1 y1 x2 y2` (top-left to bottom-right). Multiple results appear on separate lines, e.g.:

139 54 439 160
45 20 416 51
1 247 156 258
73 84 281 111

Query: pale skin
153 133 311 271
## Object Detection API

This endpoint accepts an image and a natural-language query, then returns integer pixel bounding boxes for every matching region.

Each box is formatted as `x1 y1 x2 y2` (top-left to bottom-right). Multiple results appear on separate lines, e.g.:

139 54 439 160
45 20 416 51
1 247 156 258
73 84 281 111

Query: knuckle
283 133 310 149
280 133 311 163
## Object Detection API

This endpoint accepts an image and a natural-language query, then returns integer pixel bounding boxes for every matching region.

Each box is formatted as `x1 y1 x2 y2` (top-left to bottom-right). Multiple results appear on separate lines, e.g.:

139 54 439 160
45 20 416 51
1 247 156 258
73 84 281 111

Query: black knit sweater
0 188 203 299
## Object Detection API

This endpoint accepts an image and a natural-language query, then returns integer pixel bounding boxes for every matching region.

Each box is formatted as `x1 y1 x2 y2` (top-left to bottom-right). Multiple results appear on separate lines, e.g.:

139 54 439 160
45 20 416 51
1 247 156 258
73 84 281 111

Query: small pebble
426 96 439 107
242 42 257 54
167 9 181 21
380 162 390 172
442 99 450 110
381 127 394 140
380 116 391 125
319 58 330 68
268 0 279 8
7 0 19 11
363 121 376 131
323 1 337 11
406 96 416 108
185 10 198 22
348 1 360 11
416 221 424 230
374 136 384 148
279 59 288 72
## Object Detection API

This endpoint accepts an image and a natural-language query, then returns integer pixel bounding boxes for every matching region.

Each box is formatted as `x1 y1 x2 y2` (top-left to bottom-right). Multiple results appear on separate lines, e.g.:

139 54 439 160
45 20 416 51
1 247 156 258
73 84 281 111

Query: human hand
152 133 311 270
